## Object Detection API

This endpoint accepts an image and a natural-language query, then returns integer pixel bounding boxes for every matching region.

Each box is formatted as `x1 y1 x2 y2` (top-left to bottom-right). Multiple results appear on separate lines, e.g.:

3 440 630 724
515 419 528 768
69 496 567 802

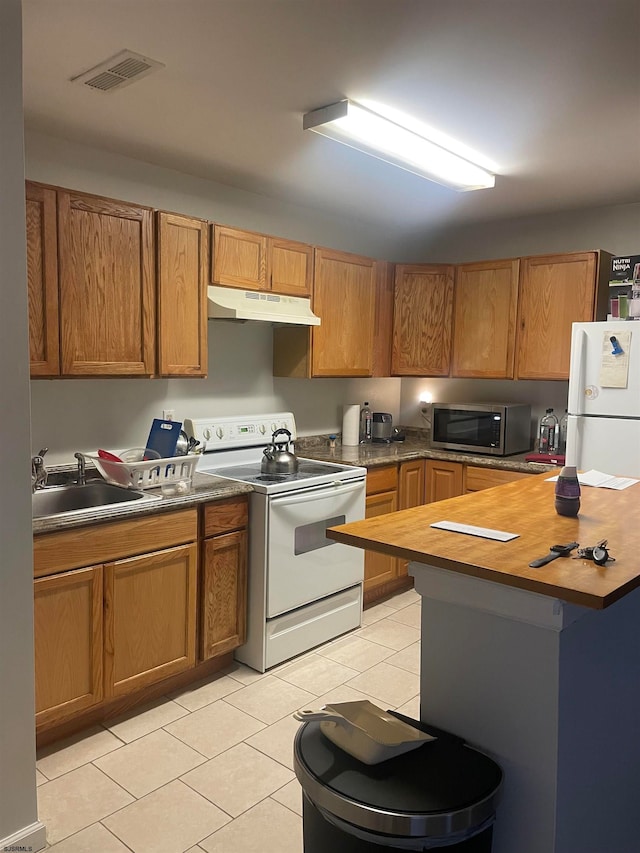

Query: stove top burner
198 458 363 493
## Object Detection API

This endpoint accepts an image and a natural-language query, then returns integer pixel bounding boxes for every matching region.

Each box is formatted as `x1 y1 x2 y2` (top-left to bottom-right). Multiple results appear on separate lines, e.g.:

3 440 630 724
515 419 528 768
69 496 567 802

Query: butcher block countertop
327 472 640 610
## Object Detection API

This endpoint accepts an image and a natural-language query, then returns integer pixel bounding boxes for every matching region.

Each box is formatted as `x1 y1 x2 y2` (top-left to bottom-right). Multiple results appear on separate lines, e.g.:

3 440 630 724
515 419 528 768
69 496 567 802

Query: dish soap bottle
538 408 558 454
360 402 372 444
554 465 580 517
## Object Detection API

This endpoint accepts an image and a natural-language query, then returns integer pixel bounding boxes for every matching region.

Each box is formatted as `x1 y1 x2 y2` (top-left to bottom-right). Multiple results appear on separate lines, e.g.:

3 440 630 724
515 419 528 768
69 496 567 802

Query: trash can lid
294 722 503 838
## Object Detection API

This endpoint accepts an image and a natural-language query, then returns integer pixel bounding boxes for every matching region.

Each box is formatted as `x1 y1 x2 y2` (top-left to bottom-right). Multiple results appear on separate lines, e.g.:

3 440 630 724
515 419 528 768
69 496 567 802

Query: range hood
207 286 320 325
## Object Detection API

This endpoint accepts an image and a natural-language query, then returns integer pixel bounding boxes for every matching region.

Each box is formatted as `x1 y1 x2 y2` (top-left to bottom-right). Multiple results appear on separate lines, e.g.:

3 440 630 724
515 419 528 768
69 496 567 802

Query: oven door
266 479 365 617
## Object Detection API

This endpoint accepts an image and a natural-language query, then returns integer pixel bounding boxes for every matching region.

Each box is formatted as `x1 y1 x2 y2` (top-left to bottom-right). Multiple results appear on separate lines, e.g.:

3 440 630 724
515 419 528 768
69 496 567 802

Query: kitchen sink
32 481 160 519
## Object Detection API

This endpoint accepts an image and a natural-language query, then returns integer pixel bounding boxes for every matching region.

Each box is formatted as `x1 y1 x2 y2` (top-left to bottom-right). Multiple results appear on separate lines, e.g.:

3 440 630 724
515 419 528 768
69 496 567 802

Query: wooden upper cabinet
312 247 377 377
515 252 602 380
212 225 268 290
212 226 313 296
157 211 208 377
57 190 155 376
392 264 455 376
452 259 520 379
269 237 313 296
26 182 60 376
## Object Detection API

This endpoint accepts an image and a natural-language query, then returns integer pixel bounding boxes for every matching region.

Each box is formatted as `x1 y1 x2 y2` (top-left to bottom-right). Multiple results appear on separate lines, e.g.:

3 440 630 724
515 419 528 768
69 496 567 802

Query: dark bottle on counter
555 465 580 517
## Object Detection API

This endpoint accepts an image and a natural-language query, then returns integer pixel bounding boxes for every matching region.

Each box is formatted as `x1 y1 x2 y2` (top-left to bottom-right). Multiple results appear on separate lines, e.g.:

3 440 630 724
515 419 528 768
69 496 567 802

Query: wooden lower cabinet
104 543 197 698
200 496 249 661
464 465 531 493
425 460 464 502
364 489 399 590
34 565 103 727
364 465 412 603
200 530 248 660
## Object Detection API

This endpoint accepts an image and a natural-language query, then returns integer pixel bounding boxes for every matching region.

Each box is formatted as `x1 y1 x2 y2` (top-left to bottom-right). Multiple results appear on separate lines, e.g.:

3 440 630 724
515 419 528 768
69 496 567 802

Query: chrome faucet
31 448 48 492
74 452 86 485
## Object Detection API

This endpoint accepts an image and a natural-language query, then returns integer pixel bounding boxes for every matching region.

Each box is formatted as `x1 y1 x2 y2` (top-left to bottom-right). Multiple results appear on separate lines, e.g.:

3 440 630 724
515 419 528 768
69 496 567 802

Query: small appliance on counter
372 412 393 443
430 402 531 456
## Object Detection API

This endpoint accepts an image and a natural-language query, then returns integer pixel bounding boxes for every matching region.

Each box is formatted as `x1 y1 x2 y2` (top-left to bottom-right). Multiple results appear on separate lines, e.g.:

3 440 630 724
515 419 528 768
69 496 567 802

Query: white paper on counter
545 469 639 490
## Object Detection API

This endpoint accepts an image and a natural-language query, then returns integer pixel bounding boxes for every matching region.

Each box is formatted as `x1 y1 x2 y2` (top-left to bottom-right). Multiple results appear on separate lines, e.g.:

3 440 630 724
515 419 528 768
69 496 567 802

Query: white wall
400 201 640 263
400 377 569 445
0 3 46 850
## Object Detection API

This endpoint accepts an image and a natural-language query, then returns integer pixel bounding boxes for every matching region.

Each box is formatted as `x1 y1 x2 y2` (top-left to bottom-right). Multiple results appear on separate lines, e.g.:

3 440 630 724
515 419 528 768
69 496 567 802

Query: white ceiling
21 0 640 232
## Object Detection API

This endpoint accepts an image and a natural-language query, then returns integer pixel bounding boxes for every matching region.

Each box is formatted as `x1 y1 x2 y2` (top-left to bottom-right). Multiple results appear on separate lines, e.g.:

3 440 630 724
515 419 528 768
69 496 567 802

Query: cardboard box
609 254 640 284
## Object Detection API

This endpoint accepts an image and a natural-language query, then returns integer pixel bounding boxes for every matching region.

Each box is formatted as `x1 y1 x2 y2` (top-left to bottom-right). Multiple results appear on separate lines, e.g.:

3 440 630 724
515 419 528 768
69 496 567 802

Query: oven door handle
269 479 365 506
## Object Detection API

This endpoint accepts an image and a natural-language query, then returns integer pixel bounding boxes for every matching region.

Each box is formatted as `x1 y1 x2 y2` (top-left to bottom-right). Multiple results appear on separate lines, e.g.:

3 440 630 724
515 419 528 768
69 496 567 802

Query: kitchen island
328 473 640 853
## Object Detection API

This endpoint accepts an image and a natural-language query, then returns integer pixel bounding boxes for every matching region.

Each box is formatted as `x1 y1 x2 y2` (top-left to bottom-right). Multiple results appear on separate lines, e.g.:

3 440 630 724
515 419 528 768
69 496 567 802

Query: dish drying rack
83 449 199 490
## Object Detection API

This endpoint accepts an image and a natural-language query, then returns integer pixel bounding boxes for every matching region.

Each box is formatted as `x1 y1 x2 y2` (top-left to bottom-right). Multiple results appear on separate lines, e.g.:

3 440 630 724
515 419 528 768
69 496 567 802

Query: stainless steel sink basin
32 481 159 519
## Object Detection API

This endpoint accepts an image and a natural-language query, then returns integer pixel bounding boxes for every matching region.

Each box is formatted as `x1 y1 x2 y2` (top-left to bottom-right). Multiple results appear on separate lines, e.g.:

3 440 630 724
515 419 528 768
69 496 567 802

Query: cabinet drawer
366 465 398 496
464 466 531 492
202 496 248 538
34 508 198 578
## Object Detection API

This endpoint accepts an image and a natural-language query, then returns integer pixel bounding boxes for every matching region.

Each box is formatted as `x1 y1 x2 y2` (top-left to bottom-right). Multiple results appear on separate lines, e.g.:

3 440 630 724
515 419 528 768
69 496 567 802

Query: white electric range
185 413 366 672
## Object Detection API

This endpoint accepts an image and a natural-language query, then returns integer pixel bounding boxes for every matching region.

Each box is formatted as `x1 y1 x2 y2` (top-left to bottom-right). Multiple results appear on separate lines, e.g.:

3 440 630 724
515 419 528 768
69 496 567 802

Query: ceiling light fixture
303 99 495 192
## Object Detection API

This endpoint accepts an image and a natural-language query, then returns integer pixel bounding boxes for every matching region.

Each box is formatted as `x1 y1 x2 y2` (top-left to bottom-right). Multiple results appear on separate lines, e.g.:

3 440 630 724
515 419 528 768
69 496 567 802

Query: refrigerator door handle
565 415 581 468
568 328 588 416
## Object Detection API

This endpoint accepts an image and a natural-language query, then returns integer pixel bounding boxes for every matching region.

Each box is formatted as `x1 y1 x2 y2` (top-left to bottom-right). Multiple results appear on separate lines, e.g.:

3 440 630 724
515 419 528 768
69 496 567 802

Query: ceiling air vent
71 49 164 93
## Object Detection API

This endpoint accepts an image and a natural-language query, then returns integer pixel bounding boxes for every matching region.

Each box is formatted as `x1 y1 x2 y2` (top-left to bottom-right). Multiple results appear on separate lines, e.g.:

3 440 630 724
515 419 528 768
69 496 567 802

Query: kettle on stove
261 428 299 475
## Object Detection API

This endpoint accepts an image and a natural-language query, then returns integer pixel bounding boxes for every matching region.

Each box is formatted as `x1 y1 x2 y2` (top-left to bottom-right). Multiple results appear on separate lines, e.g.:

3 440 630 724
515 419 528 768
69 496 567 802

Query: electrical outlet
163 409 175 422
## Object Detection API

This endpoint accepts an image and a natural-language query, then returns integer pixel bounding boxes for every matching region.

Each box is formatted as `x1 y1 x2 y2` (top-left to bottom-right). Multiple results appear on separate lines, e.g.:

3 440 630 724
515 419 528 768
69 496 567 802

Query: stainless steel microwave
430 403 532 456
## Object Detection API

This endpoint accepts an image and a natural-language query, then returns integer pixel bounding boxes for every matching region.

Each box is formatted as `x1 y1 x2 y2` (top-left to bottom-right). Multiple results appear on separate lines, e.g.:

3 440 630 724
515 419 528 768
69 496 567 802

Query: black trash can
293 712 503 852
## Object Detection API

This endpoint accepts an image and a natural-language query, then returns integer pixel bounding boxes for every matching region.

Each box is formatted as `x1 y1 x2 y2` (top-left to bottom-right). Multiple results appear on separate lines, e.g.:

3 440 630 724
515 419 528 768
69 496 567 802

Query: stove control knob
259 424 266 434
216 427 224 439
271 422 277 432
203 428 212 441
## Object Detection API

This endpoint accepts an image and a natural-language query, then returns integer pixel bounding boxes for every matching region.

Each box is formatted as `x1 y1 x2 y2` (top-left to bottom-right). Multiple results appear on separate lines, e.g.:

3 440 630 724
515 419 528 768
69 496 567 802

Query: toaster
372 413 393 442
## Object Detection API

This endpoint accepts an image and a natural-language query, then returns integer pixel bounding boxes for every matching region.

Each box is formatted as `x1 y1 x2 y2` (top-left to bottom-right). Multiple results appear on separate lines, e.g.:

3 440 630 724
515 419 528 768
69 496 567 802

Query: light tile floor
37 588 421 852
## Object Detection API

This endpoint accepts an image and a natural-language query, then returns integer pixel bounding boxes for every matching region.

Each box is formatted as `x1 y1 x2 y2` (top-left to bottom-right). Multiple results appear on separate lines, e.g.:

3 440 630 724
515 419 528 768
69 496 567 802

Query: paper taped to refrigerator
599 330 631 388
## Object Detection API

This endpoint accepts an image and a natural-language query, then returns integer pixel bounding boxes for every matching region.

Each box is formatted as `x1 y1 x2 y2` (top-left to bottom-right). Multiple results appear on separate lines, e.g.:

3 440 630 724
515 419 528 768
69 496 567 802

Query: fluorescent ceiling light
303 99 496 191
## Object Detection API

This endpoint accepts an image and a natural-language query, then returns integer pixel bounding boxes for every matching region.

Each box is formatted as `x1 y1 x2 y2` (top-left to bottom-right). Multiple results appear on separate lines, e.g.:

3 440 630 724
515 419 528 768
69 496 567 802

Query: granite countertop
34 434 556 535
296 436 557 475
32 472 252 536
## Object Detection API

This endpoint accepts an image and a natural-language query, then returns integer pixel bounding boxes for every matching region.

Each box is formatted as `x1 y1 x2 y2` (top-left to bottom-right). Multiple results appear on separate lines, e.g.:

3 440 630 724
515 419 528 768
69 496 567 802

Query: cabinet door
200 529 248 660
26 182 60 377
34 565 103 726
104 543 197 698
364 490 399 592
464 466 531 493
516 253 598 380
312 248 377 377
397 460 426 576
452 259 519 378
157 211 208 377
392 265 454 376
212 225 268 290
58 190 155 376
425 460 463 502
399 460 425 509
269 237 313 296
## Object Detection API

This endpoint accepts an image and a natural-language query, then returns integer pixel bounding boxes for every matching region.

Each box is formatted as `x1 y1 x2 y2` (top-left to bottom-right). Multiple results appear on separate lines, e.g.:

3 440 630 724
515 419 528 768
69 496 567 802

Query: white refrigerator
567 321 640 477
